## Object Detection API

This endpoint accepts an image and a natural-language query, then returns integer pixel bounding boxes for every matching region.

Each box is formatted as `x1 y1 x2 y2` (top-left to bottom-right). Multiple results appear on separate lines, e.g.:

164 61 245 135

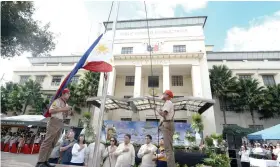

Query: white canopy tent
1 115 47 126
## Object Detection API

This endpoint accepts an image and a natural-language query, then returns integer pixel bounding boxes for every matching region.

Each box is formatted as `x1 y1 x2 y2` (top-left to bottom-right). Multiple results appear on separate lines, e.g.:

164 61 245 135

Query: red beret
62 88 70 94
164 90 174 98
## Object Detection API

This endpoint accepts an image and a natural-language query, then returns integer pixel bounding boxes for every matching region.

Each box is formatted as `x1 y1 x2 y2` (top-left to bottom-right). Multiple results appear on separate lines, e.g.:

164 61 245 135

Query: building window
124 96 133 99
219 99 234 111
71 75 80 84
262 75 276 86
121 47 133 54
125 76 135 86
19 75 30 84
173 45 186 53
239 75 251 80
35 76 45 84
51 76 62 86
78 119 83 128
146 119 160 122
148 76 159 87
121 118 132 121
248 125 264 131
172 75 183 86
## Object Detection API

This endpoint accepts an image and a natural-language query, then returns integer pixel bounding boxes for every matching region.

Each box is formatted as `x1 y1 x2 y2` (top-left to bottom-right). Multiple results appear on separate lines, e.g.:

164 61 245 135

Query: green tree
1 1 55 58
1 82 23 114
233 78 264 126
258 84 280 119
68 72 100 114
20 80 45 114
209 65 237 125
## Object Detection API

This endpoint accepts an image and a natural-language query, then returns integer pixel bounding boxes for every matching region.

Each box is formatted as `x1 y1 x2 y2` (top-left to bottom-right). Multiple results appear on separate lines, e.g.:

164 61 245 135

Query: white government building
12 16 280 135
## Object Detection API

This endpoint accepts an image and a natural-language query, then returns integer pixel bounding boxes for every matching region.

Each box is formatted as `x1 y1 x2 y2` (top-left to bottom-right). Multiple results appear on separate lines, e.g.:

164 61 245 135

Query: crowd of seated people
1 128 43 154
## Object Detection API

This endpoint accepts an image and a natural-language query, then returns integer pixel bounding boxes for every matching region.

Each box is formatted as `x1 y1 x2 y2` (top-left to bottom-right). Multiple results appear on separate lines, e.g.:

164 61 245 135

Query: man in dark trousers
158 90 175 167
36 88 71 167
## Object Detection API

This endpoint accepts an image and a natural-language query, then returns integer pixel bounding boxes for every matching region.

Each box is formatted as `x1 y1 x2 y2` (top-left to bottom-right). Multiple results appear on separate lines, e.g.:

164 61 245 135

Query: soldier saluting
158 90 175 167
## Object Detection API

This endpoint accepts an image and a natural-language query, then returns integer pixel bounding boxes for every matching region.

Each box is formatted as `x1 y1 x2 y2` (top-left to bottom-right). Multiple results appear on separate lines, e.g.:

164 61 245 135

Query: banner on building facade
102 120 192 145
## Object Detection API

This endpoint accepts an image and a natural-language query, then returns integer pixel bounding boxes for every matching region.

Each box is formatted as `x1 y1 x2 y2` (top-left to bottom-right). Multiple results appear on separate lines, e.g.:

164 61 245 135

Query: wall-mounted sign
132 59 171 66
115 26 203 40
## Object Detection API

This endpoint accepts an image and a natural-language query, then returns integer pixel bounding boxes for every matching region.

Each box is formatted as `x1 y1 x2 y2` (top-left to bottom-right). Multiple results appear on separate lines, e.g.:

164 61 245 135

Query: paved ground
0 152 79 167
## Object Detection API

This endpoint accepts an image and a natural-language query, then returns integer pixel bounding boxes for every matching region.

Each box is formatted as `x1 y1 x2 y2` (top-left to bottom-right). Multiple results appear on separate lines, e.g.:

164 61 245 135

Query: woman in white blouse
103 137 118 167
70 135 87 166
115 134 135 167
239 145 250 167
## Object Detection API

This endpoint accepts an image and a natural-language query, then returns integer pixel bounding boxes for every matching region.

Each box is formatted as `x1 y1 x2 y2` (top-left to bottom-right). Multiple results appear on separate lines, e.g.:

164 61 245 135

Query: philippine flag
44 32 113 117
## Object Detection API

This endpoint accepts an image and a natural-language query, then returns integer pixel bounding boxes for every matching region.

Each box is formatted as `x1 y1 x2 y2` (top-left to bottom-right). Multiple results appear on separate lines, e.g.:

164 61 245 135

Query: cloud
223 10 280 51
0 1 207 82
135 1 207 18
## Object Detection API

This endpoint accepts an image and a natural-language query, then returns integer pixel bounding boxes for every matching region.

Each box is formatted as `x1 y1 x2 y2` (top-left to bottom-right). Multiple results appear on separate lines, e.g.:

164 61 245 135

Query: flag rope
144 1 161 162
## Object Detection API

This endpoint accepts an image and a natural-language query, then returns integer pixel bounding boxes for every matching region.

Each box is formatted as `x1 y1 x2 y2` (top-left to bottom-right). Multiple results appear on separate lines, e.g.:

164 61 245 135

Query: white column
107 66 116 96
133 65 142 97
97 73 104 96
162 65 170 91
191 65 203 97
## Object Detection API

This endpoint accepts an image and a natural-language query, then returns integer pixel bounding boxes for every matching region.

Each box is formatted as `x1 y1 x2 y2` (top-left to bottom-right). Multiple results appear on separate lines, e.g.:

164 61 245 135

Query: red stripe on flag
83 61 112 72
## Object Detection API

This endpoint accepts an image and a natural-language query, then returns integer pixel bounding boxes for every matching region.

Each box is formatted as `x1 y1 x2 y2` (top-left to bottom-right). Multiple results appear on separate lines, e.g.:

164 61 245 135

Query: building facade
12 17 280 135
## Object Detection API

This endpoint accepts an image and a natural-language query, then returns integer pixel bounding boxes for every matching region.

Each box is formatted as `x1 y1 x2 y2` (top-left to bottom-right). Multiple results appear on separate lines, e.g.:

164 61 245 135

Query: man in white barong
137 135 157 167
115 134 135 167
84 141 106 167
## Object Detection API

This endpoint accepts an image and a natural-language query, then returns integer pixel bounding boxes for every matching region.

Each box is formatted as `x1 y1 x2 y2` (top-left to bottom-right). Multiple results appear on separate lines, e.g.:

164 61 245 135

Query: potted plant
203 152 230 167
81 112 95 144
185 131 196 146
210 133 222 147
204 136 214 147
191 113 204 132
173 132 180 145
191 113 204 146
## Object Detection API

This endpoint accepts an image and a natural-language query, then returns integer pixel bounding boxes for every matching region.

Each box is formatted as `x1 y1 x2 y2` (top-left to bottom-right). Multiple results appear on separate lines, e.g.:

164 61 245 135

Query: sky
1 1 280 82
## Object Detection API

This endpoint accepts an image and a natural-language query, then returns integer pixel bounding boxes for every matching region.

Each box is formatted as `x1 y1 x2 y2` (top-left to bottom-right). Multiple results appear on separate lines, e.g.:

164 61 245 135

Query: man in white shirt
158 90 175 167
137 135 157 167
115 134 135 167
85 141 105 167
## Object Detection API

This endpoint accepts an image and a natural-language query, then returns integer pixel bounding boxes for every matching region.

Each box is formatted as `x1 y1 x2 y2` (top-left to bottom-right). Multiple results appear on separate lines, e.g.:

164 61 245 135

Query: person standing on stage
36 88 72 167
158 90 175 167
137 134 157 167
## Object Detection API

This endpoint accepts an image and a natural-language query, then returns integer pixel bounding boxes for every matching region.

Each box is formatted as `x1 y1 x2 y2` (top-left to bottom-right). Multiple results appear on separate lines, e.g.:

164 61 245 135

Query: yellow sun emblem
96 44 109 54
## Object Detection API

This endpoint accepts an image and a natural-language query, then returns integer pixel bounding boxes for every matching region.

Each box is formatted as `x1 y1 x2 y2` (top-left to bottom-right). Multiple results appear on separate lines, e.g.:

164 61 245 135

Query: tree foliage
1 80 48 115
1 1 55 58
1 82 23 114
258 84 280 119
233 78 264 126
68 72 100 114
209 65 237 124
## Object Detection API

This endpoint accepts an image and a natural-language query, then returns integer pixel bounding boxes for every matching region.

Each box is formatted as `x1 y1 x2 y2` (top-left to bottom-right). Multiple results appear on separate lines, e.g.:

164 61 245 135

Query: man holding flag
36 88 71 167
35 30 114 167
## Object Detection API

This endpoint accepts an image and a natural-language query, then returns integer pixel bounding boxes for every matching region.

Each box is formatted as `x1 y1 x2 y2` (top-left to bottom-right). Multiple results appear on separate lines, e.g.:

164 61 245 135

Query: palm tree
233 78 264 126
209 65 237 125
20 79 44 114
258 84 280 119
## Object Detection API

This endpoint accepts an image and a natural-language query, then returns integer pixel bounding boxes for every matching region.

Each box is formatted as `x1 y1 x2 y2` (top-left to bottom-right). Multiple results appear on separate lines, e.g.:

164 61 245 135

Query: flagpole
91 1 120 166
